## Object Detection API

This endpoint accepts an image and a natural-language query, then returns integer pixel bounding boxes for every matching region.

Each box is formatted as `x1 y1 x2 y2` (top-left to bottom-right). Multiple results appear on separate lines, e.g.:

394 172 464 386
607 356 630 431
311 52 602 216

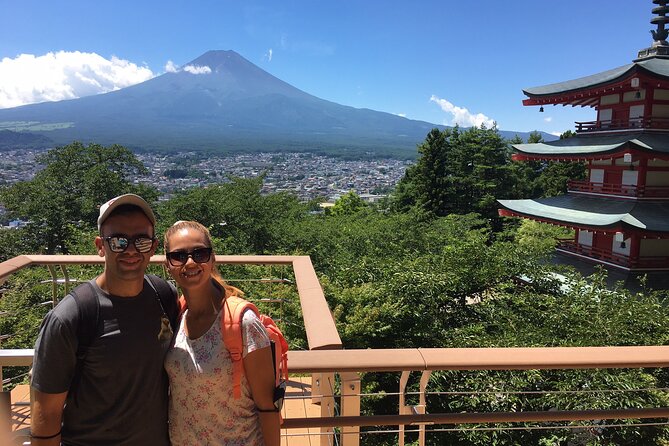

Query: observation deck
1 255 669 445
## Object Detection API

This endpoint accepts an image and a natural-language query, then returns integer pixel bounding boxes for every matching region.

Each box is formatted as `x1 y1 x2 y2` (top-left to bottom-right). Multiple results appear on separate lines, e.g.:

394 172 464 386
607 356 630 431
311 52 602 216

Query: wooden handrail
0 254 342 351
282 408 669 429
5 345 669 372
3 347 669 430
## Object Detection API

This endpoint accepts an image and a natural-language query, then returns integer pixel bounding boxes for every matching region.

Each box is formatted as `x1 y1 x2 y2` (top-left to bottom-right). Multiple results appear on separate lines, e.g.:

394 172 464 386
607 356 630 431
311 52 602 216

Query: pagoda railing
558 240 630 267
557 240 669 270
575 116 669 133
567 180 669 198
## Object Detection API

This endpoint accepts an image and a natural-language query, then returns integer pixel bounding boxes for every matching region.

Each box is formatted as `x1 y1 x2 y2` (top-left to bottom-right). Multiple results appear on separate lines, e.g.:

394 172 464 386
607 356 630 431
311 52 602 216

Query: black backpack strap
70 280 100 405
144 274 178 330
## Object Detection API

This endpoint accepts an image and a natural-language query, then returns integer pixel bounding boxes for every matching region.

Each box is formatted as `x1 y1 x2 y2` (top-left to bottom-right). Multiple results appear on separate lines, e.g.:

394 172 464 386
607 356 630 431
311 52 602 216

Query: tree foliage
393 125 556 221
329 190 368 216
394 125 520 219
157 176 306 254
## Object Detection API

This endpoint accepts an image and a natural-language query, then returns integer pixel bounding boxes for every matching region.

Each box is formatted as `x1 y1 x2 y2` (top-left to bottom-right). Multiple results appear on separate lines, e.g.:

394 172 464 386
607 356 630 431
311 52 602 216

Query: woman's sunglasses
166 247 213 266
103 236 156 253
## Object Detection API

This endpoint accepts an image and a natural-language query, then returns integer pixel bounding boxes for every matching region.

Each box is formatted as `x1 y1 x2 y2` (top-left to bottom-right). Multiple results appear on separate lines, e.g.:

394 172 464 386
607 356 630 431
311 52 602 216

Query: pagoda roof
498 195 669 233
523 57 669 98
512 132 669 159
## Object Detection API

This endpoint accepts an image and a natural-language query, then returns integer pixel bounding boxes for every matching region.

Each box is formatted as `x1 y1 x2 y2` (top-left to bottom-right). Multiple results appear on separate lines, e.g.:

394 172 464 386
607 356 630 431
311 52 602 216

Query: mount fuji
0 50 553 155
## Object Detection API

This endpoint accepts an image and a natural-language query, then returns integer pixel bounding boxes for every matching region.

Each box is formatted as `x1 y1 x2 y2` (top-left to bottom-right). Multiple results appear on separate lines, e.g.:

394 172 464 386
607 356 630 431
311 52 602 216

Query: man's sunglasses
166 247 213 266
103 236 156 253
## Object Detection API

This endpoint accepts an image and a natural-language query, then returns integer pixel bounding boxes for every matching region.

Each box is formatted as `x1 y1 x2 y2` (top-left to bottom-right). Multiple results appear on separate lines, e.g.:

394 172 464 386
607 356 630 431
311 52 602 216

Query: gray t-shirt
31 278 177 446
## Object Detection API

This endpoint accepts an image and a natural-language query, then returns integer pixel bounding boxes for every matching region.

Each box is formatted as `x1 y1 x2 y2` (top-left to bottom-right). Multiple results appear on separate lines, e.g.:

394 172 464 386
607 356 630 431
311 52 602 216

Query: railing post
418 371 432 446
46 265 58 307
311 373 323 405
60 264 71 296
319 372 335 446
312 372 336 446
340 372 360 446
0 390 10 440
398 371 410 446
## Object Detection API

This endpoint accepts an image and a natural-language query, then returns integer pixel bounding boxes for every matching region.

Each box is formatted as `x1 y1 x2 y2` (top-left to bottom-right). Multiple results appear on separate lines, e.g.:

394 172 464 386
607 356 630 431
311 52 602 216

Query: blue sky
0 0 655 136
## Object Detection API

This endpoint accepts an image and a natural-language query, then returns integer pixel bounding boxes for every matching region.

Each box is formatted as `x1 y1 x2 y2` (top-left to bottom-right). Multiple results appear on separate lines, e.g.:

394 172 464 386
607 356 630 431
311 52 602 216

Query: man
30 194 178 445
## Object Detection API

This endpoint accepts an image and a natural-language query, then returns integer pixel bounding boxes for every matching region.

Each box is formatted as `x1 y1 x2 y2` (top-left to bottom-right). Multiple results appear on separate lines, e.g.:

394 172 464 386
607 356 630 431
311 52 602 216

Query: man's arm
30 388 67 445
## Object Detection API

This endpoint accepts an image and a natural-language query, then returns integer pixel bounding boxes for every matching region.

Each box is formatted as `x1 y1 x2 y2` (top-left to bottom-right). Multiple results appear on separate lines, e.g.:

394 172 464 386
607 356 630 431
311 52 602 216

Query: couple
29 194 280 445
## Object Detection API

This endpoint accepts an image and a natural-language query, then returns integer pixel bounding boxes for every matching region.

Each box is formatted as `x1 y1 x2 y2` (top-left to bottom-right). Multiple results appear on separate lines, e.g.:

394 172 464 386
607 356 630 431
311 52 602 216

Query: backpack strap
221 295 259 399
178 295 187 317
70 281 101 406
260 314 289 383
144 274 179 330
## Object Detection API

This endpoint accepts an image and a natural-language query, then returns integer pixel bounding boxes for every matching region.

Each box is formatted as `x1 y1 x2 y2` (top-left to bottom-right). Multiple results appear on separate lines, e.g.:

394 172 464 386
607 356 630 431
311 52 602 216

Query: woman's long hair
164 220 243 299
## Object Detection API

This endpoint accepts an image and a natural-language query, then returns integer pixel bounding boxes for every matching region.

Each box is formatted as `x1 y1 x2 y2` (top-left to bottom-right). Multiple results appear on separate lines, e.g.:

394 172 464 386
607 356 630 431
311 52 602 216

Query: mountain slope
0 50 554 154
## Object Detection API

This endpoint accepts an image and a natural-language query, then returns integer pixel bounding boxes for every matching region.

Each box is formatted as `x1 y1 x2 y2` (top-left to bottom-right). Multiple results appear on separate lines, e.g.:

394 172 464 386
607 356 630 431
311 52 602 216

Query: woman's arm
244 345 281 446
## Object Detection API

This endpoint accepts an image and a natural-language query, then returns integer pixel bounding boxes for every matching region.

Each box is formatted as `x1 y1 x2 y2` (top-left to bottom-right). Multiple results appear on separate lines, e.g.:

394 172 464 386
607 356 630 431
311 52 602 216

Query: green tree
158 176 306 254
393 125 523 219
510 129 587 198
527 130 544 143
0 142 157 253
330 191 368 216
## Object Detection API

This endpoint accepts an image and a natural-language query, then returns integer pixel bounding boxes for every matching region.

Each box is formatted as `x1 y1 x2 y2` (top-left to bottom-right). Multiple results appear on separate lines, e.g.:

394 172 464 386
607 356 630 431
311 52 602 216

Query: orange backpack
178 295 289 399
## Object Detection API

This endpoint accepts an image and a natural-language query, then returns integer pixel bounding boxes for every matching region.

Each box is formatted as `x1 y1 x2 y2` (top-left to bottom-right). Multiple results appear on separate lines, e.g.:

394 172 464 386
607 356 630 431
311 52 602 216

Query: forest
0 127 668 445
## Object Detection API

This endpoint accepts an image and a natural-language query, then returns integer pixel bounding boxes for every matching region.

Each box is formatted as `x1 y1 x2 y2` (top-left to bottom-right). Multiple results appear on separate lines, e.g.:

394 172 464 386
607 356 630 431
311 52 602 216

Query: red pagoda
499 0 669 276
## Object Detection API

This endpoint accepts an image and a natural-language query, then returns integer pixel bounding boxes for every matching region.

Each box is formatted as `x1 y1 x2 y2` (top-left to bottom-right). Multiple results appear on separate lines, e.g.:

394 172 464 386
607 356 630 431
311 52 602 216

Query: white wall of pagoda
598 108 613 122
612 237 631 256
578 230 593 246
622 170 638 186
600 94 619 106
630 104 645 121
590 169 604 183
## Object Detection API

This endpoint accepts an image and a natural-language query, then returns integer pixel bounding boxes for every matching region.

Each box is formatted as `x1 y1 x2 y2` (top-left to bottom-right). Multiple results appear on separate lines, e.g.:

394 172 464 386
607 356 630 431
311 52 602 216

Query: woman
163 220 280 446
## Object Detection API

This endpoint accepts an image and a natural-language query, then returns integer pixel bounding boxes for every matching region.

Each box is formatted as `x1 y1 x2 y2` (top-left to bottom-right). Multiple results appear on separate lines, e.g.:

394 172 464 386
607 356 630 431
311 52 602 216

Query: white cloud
0 51 154 109
183 64 212 75
429 95 495 128
264 48 273 62
550 131 562 136
165 60 178 73
395 113 407 118
544 116 553 123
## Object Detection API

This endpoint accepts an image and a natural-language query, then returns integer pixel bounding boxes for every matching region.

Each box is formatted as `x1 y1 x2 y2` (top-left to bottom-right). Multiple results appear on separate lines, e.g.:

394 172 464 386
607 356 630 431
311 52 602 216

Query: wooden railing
3 347 669 446
0 254 342 352
568 180 669 198
2 256 669 445
575 116 669 133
